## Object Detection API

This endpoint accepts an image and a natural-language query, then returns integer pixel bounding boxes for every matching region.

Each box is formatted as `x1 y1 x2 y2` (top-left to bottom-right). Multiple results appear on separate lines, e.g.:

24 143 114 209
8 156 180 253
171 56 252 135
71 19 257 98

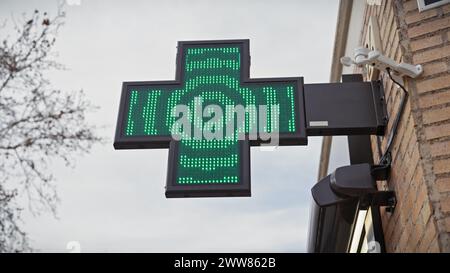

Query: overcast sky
1 0 339 252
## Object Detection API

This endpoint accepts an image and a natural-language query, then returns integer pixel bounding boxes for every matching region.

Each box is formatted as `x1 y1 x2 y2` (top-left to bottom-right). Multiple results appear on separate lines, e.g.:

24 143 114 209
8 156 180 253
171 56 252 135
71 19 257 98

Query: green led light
122 45 298 185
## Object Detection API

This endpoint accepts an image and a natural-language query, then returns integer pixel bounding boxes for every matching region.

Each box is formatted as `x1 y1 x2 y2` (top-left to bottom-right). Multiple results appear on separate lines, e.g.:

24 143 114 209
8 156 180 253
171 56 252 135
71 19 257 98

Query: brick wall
358 0 450 252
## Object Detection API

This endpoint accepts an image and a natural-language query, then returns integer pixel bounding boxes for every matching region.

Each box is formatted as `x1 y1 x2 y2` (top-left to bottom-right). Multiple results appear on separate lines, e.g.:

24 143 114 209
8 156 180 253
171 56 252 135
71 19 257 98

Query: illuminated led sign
114 39 307 198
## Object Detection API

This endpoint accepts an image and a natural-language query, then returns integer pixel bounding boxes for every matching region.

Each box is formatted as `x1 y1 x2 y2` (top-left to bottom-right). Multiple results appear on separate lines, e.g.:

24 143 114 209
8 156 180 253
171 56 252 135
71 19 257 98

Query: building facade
315 0 450 252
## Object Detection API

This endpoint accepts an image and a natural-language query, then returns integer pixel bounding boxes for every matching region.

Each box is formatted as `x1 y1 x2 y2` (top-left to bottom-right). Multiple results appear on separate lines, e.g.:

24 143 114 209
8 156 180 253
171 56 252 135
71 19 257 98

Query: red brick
441 196 450 212
413 45 450 64
421 62 448 78
445 217 450 232
419 89 450 108
410 34 443 51
436 177 450 193
405 9 438 25
394 43 403 63
398 117 415 158
420 202 433 226
418 221 437 252
409 220 424 251
405 148 420 182
405 134 419 160
385 220 397 248
412 183 428 222
434 158 450 174
427 238 441 253
380 4 394 40
443 4 450 14
416 74 450 94
399 221 413 251
389 221 404 249
404 0 418 13
387 31 401 59
383 21 397 54
423 106 450 124
425 123 450 140
430 141 450 157
408 17 450 38
411 165 424 193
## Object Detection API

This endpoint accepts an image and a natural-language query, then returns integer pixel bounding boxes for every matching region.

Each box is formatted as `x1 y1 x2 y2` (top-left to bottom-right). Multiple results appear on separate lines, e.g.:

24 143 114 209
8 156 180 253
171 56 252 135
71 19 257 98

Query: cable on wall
378 68 409 166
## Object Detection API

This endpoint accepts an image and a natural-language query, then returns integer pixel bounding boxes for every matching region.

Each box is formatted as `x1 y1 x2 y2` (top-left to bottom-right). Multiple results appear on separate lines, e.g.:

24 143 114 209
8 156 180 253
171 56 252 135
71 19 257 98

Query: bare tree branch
0 5 101 252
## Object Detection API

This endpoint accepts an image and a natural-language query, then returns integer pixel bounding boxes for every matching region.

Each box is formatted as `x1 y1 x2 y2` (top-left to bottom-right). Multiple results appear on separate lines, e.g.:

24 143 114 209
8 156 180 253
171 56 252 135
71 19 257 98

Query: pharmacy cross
114 40 307 198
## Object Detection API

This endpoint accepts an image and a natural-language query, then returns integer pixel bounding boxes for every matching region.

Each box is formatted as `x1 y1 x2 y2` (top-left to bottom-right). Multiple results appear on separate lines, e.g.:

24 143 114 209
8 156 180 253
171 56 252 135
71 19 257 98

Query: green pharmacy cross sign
114 40 307 198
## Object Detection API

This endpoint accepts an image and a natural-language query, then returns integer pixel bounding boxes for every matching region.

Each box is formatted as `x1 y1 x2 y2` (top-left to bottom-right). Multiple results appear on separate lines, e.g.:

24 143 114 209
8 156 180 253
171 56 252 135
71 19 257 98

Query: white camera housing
341 47 423 78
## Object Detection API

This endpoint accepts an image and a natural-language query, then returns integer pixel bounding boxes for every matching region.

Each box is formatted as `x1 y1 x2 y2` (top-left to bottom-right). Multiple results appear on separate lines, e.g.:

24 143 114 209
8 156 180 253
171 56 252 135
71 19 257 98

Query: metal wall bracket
369 191 396 209
312 163 395 210
304 80 387 136
371 164 390 180
307 74 392 253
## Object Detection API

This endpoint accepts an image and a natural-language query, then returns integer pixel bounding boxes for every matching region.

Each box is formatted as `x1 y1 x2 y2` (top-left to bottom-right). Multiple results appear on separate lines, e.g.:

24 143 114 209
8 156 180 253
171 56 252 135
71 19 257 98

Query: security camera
341 47 423 78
